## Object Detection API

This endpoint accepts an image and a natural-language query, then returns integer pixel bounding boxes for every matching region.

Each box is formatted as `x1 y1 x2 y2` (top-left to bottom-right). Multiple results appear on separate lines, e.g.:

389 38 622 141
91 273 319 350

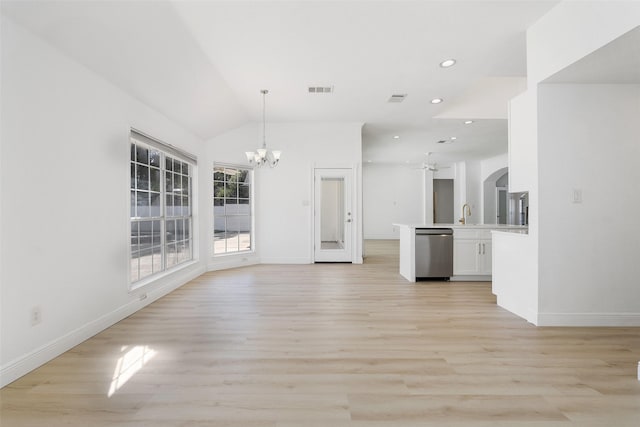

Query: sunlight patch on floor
108 345 157 397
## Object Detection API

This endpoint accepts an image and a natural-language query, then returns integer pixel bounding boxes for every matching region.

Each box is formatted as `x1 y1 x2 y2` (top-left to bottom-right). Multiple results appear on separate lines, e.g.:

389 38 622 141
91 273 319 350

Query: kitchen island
394 223 528 282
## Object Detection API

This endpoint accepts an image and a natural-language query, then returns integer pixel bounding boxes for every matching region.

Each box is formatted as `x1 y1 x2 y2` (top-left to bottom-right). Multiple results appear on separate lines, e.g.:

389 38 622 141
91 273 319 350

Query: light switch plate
572 189 582 204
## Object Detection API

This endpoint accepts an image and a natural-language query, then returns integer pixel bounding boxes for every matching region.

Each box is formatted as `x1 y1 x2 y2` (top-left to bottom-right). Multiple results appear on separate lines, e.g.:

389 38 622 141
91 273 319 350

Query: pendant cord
262 90 267 149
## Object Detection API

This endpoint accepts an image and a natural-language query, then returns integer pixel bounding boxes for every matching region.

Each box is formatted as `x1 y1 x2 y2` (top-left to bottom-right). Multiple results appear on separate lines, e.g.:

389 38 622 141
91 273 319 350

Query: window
130 130 195 284
213 165 252 255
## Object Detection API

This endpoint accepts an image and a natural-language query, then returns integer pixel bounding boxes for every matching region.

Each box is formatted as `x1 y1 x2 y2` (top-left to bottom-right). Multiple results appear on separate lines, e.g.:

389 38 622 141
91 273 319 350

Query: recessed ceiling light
393 135 400 139
431 98 443 104
450 136 457 140
440 59 456 68
464 120 474 124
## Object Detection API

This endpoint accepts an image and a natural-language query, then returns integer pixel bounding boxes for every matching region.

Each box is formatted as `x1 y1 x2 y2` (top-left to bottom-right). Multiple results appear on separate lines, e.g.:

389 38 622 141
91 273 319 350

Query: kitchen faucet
459 203 471 225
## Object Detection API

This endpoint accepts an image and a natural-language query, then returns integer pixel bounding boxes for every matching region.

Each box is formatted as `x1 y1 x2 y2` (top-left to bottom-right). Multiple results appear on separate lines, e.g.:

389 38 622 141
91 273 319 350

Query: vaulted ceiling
2 0 561 165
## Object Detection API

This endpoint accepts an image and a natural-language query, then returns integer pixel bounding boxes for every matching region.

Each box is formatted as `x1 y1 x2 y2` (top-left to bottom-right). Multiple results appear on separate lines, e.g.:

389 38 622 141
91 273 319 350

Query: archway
483 167 508 224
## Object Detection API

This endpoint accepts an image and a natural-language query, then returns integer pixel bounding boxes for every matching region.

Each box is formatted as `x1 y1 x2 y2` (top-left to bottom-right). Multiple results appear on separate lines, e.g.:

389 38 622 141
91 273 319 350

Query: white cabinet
480 240 492 274
453 240 481 275
453 229 492 276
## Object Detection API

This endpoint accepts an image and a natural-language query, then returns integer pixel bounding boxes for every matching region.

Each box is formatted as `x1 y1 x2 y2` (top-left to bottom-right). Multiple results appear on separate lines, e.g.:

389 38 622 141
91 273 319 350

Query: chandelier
245 89 281 168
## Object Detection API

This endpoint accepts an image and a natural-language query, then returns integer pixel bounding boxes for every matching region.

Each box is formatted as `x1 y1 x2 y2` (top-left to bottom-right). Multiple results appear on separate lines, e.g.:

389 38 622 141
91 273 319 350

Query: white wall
493 231 538 324
480 153 508 183
424 170 434 225
433 166 455 180
527 1 640 86
207 122 363 264
508 90 538 192
0 18 208 386
433 179 454 224
363 164 425 239
453 160 482 225
537 84 640 325
495 174 508 188
453 162 466 225
465 161 482 224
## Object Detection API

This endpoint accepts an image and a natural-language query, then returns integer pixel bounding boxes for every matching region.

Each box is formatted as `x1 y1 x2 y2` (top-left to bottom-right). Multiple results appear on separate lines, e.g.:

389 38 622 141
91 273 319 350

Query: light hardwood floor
2 240 640 426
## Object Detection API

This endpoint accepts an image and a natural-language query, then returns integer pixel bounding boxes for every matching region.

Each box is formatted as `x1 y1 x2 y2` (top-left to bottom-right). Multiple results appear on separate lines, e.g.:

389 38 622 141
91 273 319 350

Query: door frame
312 166 357 263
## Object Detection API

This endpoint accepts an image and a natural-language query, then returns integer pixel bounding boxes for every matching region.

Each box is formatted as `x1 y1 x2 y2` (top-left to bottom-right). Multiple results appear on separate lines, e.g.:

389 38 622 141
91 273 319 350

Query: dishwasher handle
415 228 453 236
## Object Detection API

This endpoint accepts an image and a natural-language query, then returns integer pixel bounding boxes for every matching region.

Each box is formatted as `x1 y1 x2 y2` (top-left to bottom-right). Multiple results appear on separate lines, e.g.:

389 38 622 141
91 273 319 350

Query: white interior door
314 168 353 262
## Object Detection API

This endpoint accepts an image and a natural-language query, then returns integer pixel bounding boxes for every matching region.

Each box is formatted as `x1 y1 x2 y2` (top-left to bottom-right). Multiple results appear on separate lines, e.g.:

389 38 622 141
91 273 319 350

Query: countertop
491 228 529 235
394 223 528 230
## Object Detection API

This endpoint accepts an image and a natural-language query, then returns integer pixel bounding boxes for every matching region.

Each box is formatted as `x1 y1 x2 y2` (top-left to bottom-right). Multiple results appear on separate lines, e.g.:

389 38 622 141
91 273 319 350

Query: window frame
213 163 254 257
129 130 197 288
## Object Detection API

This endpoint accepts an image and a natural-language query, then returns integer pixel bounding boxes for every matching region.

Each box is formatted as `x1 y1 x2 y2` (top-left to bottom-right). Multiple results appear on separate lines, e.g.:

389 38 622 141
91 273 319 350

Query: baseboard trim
207 256 260 272
537 312 640 327
0 265 205 388
364 235 398 240
450 275 491 282
260 257 311 264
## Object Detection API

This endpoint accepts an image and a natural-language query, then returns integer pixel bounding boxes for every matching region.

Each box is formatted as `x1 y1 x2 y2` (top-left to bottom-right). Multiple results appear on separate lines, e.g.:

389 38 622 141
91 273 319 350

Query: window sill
208 251 258 272
129 259 200 292
212 249 255 258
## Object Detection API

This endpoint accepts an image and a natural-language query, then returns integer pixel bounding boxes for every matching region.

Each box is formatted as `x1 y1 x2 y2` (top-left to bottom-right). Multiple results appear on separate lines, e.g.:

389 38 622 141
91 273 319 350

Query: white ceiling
2 0 562 164
1 0 249 138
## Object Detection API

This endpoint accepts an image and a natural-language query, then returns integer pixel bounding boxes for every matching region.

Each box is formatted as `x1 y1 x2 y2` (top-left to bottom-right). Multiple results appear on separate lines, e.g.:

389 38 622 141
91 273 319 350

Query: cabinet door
453 240 480 275
479 240 492 275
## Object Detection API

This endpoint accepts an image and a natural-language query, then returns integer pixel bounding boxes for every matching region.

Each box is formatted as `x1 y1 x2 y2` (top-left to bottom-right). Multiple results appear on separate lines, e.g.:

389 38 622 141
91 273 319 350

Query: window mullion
160 151 166 272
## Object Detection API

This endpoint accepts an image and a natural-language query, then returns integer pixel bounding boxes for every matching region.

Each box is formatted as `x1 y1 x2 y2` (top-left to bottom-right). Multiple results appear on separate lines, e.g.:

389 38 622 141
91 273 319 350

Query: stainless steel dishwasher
415 228 453 279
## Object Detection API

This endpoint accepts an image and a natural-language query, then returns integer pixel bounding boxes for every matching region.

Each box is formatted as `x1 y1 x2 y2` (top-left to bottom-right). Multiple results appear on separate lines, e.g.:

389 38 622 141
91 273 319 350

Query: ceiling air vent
388 94 407 103
308 86 333 93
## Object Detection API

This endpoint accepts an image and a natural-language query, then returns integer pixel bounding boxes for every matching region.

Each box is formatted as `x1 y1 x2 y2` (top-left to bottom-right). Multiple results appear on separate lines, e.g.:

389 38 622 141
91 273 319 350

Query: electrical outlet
31 306 42 326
